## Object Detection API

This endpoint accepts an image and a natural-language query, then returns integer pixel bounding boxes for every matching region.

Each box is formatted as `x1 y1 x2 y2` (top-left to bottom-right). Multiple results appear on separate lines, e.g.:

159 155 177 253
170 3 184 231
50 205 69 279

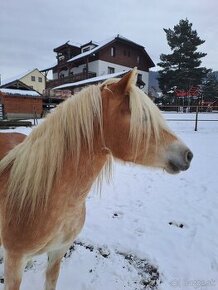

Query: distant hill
149 70 218 90
149 71 160 91
213 71 218 80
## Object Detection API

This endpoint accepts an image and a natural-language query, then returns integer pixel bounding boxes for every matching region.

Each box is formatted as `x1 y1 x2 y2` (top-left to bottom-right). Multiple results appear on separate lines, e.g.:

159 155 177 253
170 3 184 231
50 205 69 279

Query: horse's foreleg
45 246 69 290
4 251 26 290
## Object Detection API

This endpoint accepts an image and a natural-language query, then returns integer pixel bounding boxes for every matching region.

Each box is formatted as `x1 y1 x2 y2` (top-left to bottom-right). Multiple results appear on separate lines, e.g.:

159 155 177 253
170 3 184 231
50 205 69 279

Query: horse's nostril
186 150 193 163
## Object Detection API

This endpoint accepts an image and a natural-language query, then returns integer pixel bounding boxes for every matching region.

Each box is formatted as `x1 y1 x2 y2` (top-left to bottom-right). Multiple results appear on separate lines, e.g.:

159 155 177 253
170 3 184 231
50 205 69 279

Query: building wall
20 69 45 94
2 95 42 119
69 60 148 92
53 62 98 79
97 60 149 92
98 43 150 72
56 60 149 92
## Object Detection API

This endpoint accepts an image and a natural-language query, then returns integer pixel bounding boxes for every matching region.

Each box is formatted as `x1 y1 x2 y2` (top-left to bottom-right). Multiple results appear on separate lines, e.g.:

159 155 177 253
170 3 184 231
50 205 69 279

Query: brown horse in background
0 69 193 290
0 133 26 160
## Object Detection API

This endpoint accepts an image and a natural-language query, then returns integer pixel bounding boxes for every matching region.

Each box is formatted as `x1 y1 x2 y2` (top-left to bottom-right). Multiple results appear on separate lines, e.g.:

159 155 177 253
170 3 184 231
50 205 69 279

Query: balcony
46 71 96 89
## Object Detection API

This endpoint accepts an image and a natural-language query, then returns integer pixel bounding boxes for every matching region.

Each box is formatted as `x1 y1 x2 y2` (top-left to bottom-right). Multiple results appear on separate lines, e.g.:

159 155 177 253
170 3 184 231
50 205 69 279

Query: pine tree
158 19 209 95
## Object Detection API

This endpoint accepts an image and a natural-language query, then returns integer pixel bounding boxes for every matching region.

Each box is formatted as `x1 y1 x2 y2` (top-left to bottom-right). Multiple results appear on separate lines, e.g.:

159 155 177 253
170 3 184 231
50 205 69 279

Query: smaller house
0 80 43 120
1 69 46 94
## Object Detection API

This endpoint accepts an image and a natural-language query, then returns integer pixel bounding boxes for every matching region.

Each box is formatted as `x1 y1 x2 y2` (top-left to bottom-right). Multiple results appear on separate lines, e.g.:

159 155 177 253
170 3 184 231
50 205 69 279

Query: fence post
194 105 199 131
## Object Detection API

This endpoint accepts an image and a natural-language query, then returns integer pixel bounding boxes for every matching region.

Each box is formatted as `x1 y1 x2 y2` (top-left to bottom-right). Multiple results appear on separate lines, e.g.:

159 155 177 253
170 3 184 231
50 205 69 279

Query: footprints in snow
112 211 123 219
168 221 187 229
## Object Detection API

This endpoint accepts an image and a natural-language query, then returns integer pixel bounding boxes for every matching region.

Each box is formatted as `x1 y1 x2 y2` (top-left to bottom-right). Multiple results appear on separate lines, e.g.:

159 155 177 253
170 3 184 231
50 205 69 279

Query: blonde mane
0 85 105 219
0 80 168 220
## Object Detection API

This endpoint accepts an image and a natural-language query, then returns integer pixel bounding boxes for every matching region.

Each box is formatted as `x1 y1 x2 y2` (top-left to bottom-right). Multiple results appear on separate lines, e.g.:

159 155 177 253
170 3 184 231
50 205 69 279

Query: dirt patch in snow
65 240 161 289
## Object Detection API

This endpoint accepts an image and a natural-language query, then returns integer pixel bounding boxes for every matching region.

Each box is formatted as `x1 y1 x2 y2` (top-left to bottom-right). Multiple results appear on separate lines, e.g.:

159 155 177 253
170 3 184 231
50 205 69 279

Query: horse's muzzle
165 143 193 174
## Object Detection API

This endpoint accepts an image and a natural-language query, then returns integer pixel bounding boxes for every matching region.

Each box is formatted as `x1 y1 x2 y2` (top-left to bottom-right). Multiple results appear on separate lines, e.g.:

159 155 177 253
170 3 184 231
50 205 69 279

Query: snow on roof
54 70 129 90
67 37 115 63
0 88 41 97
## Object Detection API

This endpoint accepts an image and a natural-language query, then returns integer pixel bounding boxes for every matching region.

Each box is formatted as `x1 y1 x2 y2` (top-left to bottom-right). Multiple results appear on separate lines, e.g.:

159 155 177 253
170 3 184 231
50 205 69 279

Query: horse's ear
116 67 138 94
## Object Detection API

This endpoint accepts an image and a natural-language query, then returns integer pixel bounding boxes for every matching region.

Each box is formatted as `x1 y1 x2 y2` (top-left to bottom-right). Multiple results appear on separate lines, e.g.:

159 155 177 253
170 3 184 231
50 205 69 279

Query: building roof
53 41 80 52
67 35 155 67
54 70 129 90
0 88 41 97
0 77 42 98
80 40 98 49
42 35 155 73
67 37 114 63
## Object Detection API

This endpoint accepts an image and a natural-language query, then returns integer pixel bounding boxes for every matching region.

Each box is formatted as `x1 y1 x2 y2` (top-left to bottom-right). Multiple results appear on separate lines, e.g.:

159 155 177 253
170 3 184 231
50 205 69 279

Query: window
31 76 35 81
110 47 116 57
82 47 90 53
108 67 115 74
137 56 140 64
58 52 65 61
38 77 42 82
124 50 127 56
138 74 142 81
128 50 131 57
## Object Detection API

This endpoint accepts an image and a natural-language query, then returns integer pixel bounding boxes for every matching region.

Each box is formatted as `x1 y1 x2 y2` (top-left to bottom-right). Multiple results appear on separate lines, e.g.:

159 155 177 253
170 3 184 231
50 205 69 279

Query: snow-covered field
0 112 218 290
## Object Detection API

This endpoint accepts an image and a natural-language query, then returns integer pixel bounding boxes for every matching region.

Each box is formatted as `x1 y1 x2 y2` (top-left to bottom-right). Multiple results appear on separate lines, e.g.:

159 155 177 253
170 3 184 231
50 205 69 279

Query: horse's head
101 68 193 174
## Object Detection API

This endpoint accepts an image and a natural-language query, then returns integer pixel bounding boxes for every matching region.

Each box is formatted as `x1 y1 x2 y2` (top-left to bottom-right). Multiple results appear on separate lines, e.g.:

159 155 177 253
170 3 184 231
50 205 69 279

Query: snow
0 88 41 97
54 70 128 90
0 112 218 290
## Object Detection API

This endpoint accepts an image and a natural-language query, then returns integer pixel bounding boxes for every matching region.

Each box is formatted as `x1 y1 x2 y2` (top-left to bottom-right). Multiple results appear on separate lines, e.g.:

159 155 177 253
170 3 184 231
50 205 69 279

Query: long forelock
128 84 170 157
102 78 170 157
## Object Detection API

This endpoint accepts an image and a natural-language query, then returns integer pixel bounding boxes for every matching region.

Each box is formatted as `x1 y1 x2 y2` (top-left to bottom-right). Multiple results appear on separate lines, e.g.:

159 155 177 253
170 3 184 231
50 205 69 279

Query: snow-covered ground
0 112 218 290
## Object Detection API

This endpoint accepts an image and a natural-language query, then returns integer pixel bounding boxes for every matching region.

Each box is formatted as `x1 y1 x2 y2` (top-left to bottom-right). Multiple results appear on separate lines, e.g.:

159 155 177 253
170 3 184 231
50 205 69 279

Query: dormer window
82 47 91 53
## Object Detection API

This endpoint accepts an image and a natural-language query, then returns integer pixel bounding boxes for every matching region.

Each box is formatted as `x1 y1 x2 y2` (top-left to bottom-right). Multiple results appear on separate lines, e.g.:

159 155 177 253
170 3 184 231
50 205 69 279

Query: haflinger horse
0 68 193 290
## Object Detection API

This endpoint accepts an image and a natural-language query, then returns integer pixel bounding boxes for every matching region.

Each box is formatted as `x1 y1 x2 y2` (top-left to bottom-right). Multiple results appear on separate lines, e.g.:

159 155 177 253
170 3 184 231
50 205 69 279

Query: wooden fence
160 105 218 131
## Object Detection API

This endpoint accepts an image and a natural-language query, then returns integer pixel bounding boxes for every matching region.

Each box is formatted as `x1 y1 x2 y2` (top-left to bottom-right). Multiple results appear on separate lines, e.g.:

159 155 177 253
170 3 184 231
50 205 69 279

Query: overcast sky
1 0 218 81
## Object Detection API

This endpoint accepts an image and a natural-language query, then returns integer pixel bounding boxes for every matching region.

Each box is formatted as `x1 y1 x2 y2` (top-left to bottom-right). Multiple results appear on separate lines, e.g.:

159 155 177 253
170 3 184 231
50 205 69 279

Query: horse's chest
41 203 86 252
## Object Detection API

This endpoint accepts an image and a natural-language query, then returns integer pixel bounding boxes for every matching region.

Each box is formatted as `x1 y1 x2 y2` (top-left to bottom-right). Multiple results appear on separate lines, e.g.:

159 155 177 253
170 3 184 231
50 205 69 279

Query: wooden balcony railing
46 72 96 89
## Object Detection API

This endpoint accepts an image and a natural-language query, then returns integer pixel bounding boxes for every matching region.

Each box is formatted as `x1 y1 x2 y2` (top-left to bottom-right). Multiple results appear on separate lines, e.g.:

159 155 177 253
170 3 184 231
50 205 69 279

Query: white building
43 35 155 93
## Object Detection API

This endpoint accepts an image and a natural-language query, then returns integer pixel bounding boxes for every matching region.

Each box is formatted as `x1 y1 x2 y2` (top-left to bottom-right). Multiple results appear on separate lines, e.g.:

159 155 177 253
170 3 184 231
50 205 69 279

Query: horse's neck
56 147 108 202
